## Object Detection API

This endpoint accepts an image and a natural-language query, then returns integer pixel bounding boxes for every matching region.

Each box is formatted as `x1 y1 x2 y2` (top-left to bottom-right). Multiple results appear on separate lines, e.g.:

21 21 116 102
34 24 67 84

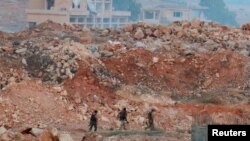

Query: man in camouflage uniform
89 110 98 131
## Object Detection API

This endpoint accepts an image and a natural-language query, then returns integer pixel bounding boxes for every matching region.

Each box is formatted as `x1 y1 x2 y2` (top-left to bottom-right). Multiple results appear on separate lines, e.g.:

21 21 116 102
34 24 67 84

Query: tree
199 0 238 26
113 0 141 21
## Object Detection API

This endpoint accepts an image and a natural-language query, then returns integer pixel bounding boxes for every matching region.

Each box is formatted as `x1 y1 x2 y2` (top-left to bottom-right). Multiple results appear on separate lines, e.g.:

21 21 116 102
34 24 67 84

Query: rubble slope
0 20 250 141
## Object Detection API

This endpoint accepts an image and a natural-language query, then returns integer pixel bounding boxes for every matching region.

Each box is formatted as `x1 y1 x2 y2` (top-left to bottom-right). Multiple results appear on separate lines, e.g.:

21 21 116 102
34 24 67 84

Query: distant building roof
190 5 207 10
140 0 186 9
140 0 207 11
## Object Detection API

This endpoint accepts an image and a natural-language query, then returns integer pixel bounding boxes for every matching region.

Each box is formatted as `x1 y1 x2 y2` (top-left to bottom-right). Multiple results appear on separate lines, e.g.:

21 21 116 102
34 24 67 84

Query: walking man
118 108 128 130
89 110 98 132
145 109 156 130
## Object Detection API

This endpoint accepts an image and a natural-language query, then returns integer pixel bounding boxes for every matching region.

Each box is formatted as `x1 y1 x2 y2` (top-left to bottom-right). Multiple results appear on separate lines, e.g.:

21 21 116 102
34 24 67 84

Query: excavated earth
0 20 250 141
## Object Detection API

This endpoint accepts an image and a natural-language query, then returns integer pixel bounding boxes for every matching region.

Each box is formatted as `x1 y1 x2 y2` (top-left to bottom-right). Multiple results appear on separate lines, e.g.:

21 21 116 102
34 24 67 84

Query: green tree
113 0 141 21
199 0 238 26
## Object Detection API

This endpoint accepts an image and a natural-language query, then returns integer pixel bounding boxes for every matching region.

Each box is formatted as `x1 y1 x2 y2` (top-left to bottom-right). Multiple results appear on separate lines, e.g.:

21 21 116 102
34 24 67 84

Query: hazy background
0 0 250 32
193 0 250 24
136 0 250 26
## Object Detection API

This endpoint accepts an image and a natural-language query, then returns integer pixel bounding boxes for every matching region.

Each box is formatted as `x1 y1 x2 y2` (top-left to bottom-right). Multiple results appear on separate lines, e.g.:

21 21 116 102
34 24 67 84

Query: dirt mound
102 49 248 92
0 20 250 140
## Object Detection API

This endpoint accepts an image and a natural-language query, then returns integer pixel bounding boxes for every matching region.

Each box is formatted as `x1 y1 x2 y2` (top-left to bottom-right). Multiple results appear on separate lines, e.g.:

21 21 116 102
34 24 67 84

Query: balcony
26 9 68 15
112 11 131 16
26 9 89 16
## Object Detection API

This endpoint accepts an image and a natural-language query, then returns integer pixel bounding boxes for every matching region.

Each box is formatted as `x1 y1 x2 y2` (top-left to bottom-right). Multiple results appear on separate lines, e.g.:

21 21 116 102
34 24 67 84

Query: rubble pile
0 24 84 90
0 20 250 141
1 20 250 90
0 126 76 141
242 23 250 31
16 43 79 83
0 43 79 90
0 68 25 90
107 20 250 57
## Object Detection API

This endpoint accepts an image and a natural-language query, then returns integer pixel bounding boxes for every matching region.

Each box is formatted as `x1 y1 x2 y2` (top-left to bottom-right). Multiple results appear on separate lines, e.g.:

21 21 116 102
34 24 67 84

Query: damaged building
26 0 131 29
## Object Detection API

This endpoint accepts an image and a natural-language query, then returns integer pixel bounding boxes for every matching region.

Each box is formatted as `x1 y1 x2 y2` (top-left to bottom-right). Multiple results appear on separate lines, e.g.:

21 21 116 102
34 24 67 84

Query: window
120 17 126 23
173 12 183 18
104 3 111 11
112 17 118 23
72 0 80 9
145 11 154 19
103 18 110 23
97 18 102 23
72 3 80 8
87 18 93 23
155 12 160 19
70 16 77 23
47 0 55 10
29 22 36 28
78 16 84 23
70 15 86 23
96 3 102 12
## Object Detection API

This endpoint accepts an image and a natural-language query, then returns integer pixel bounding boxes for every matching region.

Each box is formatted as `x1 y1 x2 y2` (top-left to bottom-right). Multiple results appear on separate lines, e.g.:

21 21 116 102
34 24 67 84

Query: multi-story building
141 1 206 24
26 0 131 29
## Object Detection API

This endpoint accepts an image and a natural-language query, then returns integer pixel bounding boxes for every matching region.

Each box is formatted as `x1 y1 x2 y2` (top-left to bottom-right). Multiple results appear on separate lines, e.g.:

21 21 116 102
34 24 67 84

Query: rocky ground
0 20 250 141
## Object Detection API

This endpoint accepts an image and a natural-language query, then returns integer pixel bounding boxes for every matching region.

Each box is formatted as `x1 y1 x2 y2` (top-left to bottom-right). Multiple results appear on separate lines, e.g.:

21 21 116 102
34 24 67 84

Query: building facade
26 0 131 29
141 3 206 24
0 0 27 32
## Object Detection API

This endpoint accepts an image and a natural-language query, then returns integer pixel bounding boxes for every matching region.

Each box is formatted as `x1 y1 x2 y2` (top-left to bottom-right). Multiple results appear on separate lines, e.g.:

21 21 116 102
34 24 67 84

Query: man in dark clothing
118 108 128 130
145 109 155 130
89 110 98 132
